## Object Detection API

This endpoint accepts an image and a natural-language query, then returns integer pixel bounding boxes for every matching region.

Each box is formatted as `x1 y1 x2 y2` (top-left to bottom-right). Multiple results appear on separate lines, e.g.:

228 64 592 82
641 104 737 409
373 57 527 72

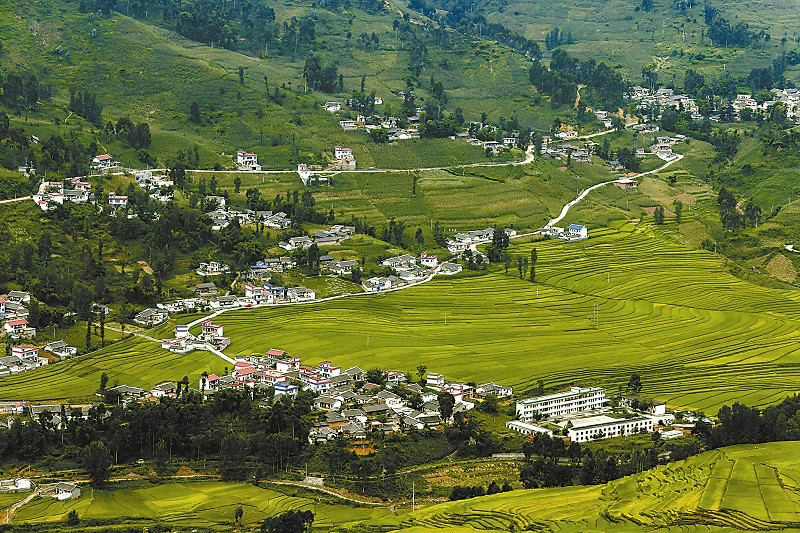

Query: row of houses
0 345 49 376
0 291 34 339
539 224 588 241
33 177 92 211
160 320 231 354
627 87 702 120
279 225 356 251
209 207 291 231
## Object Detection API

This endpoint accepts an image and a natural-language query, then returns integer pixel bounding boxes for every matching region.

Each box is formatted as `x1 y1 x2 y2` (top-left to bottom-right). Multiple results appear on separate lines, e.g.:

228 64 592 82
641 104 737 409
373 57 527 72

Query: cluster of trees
419 103 462 138
545 27 573 50
717 186 761 231
261 510 315 533
1 71 46 110
549 50 626 108
304 57 341 93
102 117 151 149
696 395 800 448
435 1 541 59
703 4 767 48
449 480 512 501
0 389 315 484
518 432 698 489
69 89 103 127
0 112 35 173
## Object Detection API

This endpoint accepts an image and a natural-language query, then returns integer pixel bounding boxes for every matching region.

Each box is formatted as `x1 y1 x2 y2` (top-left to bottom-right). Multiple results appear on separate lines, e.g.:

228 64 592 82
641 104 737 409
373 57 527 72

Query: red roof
6 319 27 327
97 154 112 160
267 348 286 357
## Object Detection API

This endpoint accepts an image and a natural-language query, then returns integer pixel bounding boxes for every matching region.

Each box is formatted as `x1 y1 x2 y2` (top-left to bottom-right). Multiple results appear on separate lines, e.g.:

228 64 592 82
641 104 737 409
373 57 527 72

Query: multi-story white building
565 415 654 443
516 386 605 421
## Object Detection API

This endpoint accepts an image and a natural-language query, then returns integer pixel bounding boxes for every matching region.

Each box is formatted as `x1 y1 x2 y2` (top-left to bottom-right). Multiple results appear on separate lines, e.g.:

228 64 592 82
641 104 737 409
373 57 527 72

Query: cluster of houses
135 170 174 203
507 386 678 443
541 136 593 163
362 253 461 292
0 291 35 339
639 133 687 162
539 224 589 241
278 225 355 251
768 88 800 122
160 320 231 354
33 177 91 211
627 87 702 120
209 207 291 232
193 347 511 443
0 345 48 376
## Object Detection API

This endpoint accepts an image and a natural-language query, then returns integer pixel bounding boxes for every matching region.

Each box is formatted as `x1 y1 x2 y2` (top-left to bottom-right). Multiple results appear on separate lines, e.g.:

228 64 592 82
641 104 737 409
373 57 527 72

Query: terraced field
6 221 800 410
370 442 800 532
0 334 226 402
13 481 391 530
196 222 800 412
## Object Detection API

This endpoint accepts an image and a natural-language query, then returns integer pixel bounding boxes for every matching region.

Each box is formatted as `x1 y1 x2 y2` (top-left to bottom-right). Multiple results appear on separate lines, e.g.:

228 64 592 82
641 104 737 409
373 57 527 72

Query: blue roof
568 224 585 230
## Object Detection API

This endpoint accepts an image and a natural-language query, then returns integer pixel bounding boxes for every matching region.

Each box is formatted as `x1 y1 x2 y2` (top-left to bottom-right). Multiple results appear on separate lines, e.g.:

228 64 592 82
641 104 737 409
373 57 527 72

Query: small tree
99 372 109 392
627 372 642 395
83 441 113 486
653 206 665 224
673 199 683 223
437 391 455 422
234 505 244 525
189 102 201 124
66 510 80 526
234 176 242 194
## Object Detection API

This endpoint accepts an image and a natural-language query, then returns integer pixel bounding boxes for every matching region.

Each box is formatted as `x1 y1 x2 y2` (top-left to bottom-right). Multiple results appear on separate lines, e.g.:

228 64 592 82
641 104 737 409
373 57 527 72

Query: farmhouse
236 150 261 171
107 192 128 208
134 308 169 327
382 254 416 269
439 262 463 275
329 259 359 275
419 252 438 268
288 286 316 302
516 386 606 421
4 319 35 339
151 382 178 398
42 340 78 359
324 101 342 112
565 224 588 240
52 482 81 500
92 154 113 169
196 261 230 276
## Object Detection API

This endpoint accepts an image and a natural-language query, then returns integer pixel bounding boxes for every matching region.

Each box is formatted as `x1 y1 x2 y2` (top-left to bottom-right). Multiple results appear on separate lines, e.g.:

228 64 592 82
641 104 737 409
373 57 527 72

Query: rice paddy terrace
4 221 800 411
12 480 392 530
214 221 800 413
372 442 800 532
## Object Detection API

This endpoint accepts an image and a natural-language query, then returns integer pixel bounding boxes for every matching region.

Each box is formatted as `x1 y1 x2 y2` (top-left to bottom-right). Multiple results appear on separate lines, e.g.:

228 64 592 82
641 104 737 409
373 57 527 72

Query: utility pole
412 480 415 511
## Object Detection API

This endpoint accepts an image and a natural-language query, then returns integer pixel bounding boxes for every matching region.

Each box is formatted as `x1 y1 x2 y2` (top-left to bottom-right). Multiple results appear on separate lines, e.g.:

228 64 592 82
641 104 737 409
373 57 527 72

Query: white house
323 102 342 112
426 372 445 389
419 253 438 268
92 154 113 169
506 420 553 436
108 192 128 208
334 146 354 160
53 482 81 500
236 150 261 171
566 224 588 240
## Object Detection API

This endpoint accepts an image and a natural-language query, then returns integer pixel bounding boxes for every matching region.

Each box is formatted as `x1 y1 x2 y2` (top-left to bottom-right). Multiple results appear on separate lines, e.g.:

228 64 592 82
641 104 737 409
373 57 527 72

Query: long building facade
516 386 606 421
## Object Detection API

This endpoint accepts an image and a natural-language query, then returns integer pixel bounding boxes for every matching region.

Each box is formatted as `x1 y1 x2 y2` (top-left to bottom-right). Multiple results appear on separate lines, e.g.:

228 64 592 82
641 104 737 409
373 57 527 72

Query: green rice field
0 333 226 402
374 442 800 532
13 481 391 530
5 221 800 411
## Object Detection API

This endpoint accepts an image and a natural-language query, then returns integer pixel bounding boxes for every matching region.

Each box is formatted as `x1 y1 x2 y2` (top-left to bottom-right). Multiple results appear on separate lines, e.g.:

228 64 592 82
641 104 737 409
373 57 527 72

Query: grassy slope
0 0 560 171
477 0 799 85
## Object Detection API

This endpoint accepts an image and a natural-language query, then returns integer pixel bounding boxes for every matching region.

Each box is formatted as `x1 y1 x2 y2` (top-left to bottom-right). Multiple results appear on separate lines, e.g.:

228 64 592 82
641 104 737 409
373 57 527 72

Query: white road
547 153 684 227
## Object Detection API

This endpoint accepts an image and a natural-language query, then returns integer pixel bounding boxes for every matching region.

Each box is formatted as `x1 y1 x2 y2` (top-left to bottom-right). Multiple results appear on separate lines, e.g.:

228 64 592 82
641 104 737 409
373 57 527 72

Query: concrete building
516 386 605 421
